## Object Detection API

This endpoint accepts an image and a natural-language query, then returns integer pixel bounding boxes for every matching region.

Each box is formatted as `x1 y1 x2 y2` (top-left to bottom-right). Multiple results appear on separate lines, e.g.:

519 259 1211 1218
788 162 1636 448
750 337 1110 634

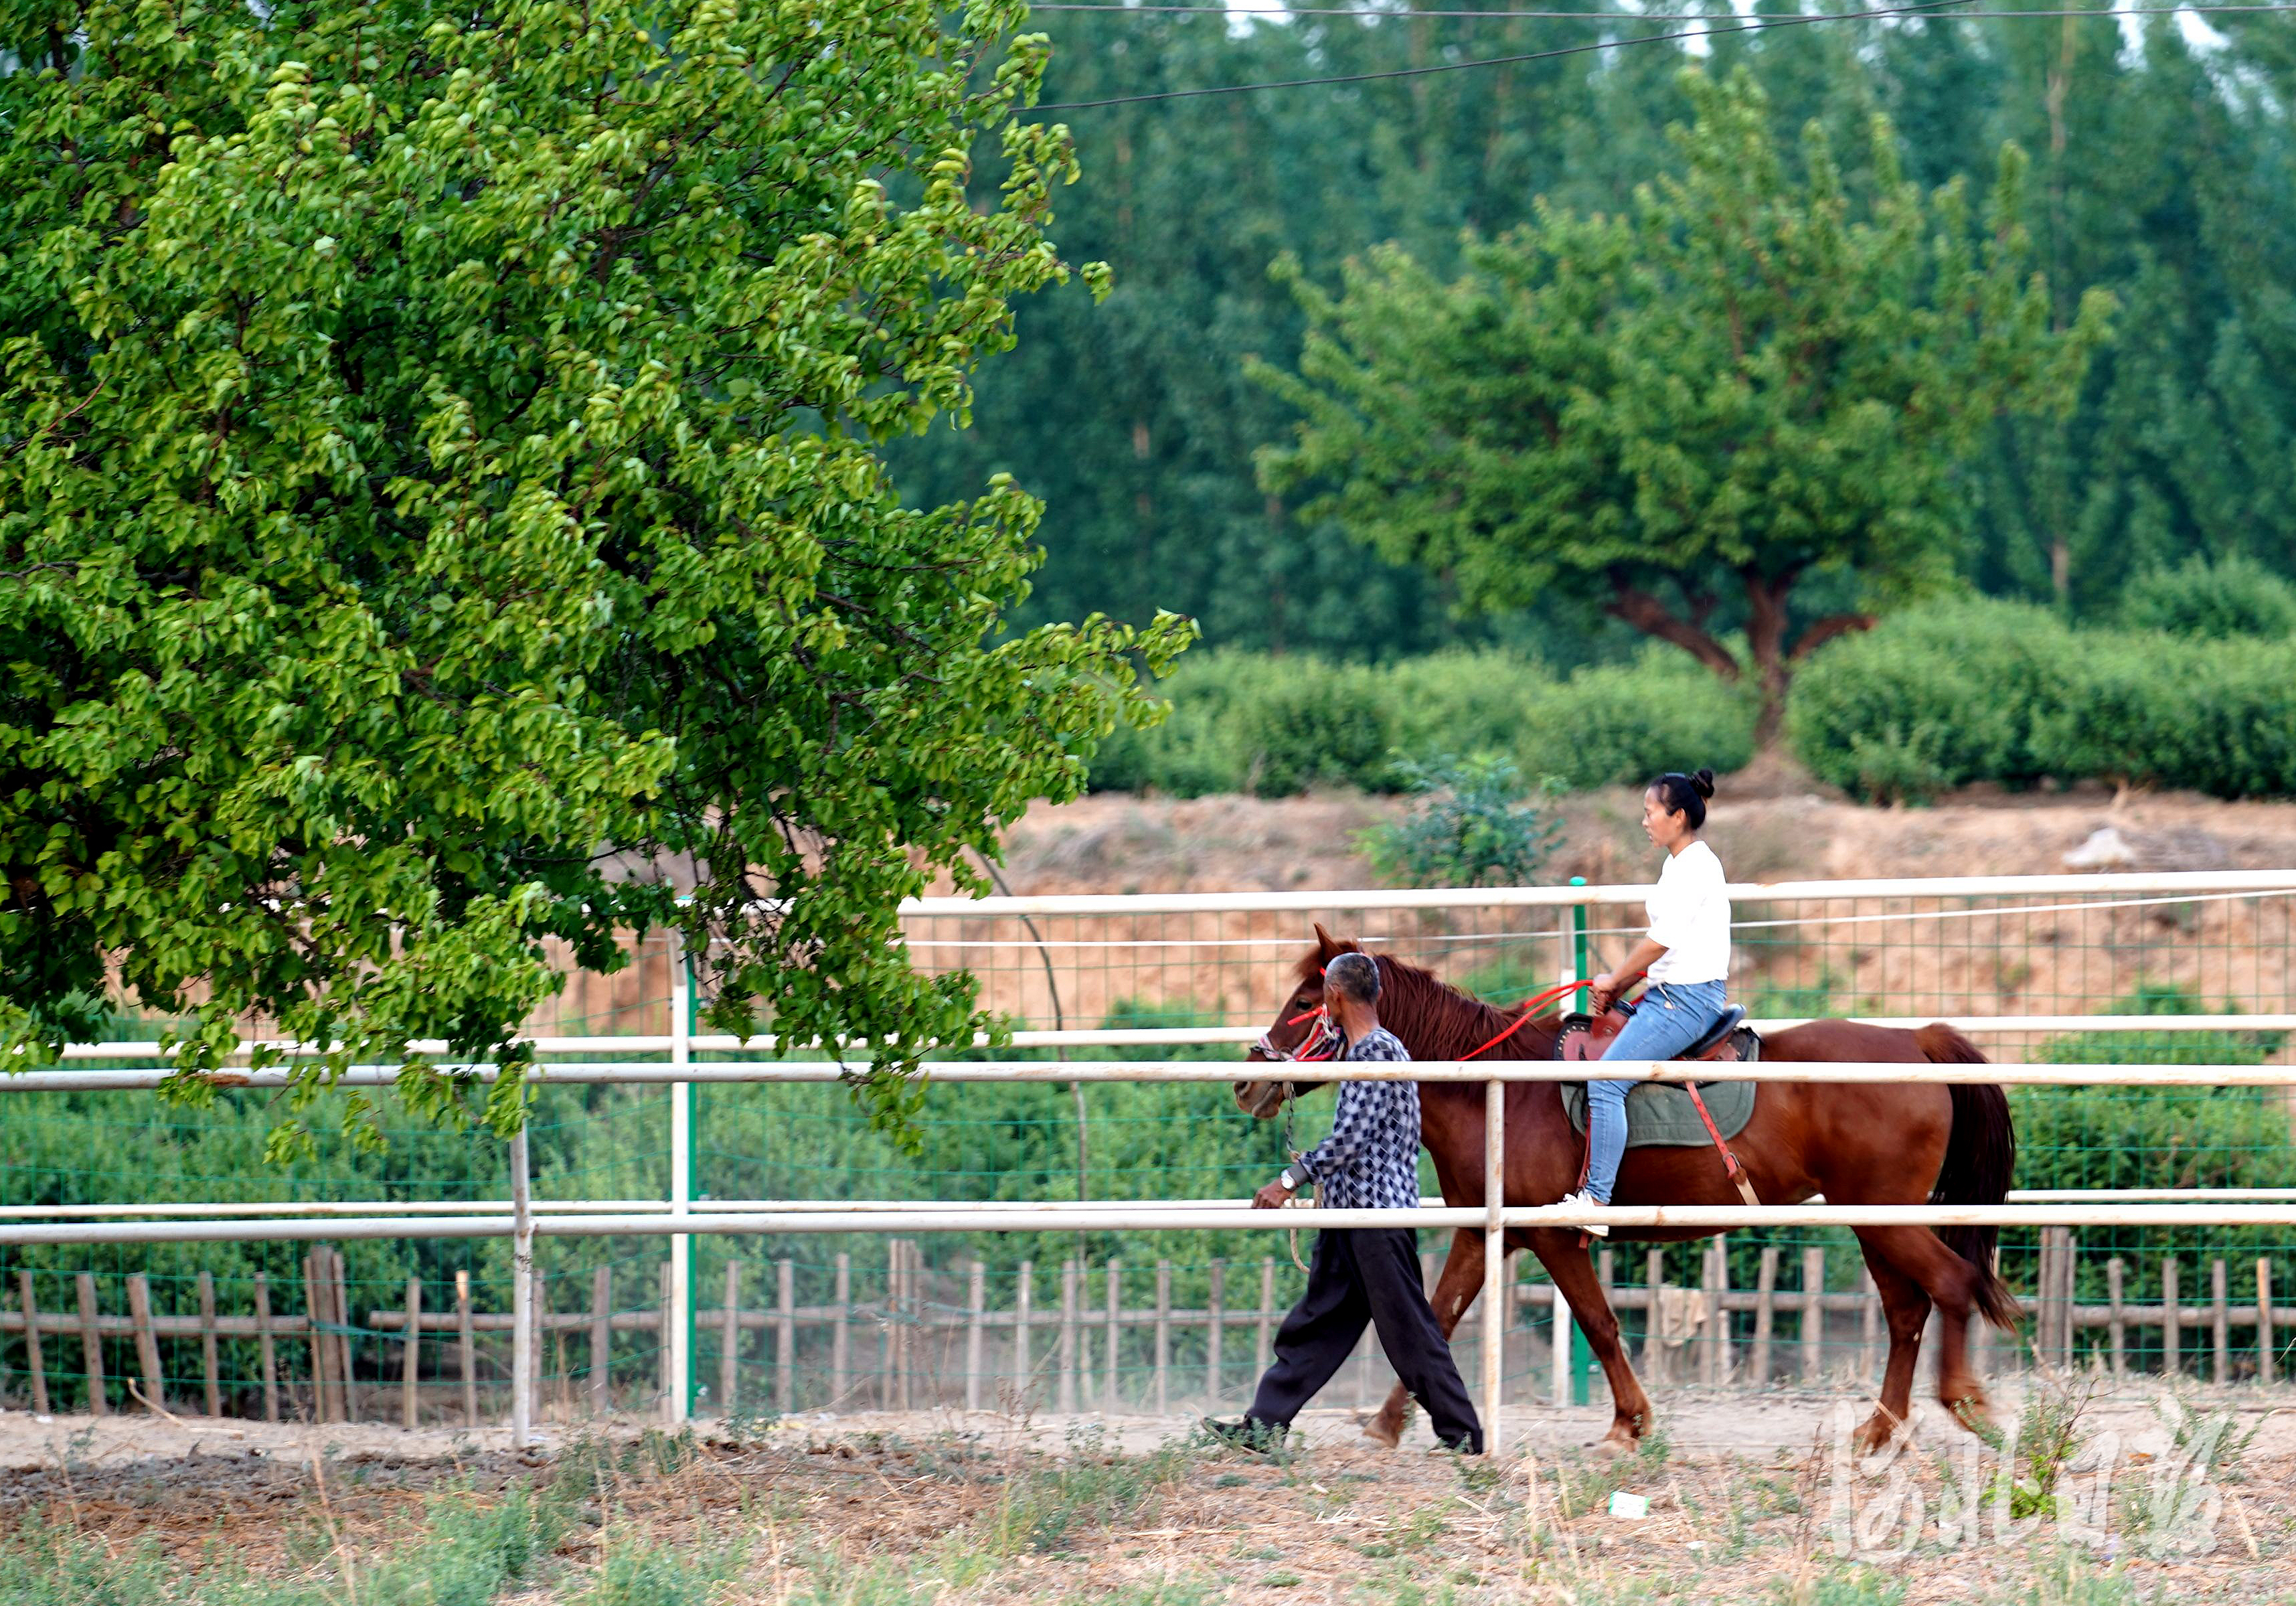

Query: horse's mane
1293 945 1554 1060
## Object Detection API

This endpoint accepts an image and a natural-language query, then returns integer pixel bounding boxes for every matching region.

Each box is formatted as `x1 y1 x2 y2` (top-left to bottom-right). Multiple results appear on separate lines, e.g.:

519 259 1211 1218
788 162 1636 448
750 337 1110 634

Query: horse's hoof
1944 1393 1993 1437
1358 1415 1403 1449
1590 1422 1640 1457
1850 1415 1905 1456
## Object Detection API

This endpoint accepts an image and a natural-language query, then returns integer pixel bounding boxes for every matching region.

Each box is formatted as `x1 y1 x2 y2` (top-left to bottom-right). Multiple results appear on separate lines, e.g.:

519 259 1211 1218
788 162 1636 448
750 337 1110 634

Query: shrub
1084 647 1754 797
1226 659 1395 796
1362 754 1566 888
2119 553 2296 639
2034 634 2296 798
1784 598 2075 799
1792 597 2296 801
1524 649 1758 790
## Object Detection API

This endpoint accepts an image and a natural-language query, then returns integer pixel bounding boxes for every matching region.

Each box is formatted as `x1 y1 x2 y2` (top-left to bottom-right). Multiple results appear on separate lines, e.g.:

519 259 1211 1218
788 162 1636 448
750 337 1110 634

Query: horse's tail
1918 1024 2022 1330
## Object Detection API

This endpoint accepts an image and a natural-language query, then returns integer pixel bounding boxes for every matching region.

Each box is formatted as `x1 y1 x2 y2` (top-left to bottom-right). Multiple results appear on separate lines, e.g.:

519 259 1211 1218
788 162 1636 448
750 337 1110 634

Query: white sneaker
1557 1189 1609 1237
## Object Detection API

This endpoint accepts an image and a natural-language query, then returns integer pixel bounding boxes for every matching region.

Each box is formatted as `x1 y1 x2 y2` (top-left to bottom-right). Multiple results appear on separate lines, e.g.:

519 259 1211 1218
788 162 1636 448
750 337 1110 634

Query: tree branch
1605 583 1742 680
1790 612 1876 659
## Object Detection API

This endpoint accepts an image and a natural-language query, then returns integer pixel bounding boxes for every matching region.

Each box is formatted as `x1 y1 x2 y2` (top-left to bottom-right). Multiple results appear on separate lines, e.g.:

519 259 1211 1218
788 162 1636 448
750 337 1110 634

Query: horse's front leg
1364 1228 1486 1447
1526 1228 1653 1452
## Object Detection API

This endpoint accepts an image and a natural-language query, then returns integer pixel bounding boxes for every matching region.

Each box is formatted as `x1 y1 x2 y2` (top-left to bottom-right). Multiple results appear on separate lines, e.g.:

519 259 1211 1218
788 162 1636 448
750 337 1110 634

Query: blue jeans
1585 979 1730 1204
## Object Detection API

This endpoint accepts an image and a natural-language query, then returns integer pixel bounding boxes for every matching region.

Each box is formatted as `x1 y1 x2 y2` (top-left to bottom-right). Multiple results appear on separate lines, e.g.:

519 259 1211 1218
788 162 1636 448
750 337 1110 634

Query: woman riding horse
1559 767 1733 1235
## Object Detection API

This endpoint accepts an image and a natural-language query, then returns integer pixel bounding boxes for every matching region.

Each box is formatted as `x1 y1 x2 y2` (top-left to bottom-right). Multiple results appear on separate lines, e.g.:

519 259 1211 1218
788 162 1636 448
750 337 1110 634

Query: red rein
1456 978 1590 1061
1268 969 1639 1065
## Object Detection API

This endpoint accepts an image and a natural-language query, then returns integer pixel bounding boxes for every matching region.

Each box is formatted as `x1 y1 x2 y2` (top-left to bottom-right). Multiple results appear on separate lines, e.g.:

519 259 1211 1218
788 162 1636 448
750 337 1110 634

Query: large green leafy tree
1254 68 2112 741
0 0 1189 1151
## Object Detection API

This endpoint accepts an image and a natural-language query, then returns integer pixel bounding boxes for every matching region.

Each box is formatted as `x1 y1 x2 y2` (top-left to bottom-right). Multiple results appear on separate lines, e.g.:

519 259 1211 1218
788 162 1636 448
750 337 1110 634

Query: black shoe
1200 1416 1287 1454
1434 1433 1485 1456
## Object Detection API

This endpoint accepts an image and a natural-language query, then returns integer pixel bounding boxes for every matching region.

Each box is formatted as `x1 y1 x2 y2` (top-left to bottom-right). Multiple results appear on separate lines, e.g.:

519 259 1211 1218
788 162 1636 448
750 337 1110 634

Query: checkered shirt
1292 1026 1421 1212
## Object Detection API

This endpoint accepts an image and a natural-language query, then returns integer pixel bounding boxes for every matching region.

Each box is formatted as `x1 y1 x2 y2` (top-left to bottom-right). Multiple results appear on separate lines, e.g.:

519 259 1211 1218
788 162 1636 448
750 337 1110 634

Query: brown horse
1236 926 2018 1455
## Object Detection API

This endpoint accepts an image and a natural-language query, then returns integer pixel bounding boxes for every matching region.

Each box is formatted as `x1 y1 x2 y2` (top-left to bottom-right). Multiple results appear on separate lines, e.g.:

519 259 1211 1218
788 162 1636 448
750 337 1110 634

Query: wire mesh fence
8 876 2296 1425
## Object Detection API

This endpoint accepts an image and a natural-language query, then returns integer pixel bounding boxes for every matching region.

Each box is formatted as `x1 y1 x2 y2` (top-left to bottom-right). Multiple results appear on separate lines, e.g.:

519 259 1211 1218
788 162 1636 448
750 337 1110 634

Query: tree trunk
1743 572 1796 748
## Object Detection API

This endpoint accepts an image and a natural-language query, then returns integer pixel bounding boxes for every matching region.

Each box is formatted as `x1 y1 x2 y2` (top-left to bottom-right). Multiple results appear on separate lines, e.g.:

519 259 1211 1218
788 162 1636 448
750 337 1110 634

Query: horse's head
1234 922 1359 1119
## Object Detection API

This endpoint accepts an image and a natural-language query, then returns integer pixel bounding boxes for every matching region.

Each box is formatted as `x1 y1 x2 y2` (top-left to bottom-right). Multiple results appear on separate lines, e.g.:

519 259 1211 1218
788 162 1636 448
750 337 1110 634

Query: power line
1030 0 2284 108
1033 0 2296 16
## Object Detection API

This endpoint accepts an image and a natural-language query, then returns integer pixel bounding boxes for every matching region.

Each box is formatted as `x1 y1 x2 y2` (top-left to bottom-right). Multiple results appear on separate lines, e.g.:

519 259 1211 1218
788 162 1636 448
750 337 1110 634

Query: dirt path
4 1378 2294 1600
5 1378 2287 1479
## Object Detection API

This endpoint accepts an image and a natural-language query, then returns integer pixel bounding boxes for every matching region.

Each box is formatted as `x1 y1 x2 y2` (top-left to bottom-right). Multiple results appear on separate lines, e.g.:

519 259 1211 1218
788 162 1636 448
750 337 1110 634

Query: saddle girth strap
1682 1082 1762 1207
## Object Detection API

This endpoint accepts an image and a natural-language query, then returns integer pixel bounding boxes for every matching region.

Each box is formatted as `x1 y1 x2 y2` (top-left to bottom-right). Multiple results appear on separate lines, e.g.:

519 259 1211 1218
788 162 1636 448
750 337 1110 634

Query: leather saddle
1553 1001 1760 1068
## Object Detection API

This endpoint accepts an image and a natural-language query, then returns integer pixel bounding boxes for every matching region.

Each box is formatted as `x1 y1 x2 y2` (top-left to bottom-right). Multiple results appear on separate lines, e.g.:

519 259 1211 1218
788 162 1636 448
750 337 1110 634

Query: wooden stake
1057 1259 1077 1415
1103 1258 1122 1412
2161 1257 2180 1378
1797 1247 1823 1384
455 1268 477 1426
197 1271 220 1417
254 1273 278 1424
2107 1257 2126 1378
1702 1238 1728 1385
887 1241 906 1411
2259 1259 2275 1384
965 1259 986 1413
1206 1260 1224 1407
1752 1247 1778 1386
1013 1259 1034 1411
1645 1248 1669 1384
590 1265 612 1417
1257 1259 1276 1372
831 1253 851 1408
304 1253 330 1424
776 1259 795 1414
126 1273 164 1415
402 1277 423 1429
327 1247 352 1423
74 1273 105 1418
720 1259 742 1417
2211 1259 2230 1382
17 1272 46 1416
1154 1261 1171 1417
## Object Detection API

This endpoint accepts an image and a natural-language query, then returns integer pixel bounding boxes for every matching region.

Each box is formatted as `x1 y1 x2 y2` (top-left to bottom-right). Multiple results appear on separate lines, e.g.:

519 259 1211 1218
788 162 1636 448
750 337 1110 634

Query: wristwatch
1279 1168 1299 1191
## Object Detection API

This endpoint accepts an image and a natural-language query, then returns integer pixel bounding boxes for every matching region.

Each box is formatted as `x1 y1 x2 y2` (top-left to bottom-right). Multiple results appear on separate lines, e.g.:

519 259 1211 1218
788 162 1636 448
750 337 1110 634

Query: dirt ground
984 771 2296 898
7 1380 2296 1601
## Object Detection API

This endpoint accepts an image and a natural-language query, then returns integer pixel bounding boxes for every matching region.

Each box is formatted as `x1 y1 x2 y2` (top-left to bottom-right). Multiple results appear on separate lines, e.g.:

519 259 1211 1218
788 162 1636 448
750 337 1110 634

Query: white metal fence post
1482 1074 1505 1454
668 931 692 1424
510 1127 534 1446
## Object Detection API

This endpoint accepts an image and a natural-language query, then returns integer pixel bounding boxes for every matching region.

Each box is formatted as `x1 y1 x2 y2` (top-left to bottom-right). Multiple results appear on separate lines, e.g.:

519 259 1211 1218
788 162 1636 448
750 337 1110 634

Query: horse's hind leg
1366 1228 1484 1447
1852 1238 1935 1455
1857 1224 1992 1435
1527 1229 1653 1452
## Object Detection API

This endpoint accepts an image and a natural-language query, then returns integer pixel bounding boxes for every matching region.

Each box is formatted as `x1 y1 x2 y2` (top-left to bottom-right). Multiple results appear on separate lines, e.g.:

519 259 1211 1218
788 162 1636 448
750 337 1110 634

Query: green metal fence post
1569 877 1596 1405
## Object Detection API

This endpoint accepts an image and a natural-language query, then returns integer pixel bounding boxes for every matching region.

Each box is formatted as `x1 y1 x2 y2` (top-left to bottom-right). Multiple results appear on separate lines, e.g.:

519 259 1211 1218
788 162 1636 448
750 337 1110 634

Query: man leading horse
1204 951 1485 1455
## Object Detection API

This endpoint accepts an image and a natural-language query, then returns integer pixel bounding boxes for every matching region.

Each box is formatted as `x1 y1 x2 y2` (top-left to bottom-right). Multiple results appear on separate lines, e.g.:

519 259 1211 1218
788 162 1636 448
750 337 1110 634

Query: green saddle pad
1560 1079 1756 1147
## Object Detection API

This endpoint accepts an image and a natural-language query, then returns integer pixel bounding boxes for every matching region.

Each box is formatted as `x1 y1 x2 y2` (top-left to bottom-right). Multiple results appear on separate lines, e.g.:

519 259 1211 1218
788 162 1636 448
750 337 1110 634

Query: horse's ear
1313 922 1339 956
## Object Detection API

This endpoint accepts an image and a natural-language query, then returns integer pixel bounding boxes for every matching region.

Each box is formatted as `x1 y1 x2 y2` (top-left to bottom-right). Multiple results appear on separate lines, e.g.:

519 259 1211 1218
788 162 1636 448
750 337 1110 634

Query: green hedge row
1785 598 2296 802
1091 594 2296 801
1086 648 1759 797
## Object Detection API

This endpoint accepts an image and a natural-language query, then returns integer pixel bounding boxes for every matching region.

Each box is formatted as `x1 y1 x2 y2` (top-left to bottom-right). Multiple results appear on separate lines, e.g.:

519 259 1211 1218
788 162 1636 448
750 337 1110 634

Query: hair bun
1692 767 1716 799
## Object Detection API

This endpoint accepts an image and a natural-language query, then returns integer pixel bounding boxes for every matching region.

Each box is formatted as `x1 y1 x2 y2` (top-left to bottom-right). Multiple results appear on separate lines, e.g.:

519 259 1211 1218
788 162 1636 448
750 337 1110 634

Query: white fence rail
12 870 2296 1447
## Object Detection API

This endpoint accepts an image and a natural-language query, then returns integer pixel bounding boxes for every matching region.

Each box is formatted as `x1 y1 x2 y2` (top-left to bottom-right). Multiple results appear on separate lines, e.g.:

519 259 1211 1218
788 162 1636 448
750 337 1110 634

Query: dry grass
4 1403 2295 1603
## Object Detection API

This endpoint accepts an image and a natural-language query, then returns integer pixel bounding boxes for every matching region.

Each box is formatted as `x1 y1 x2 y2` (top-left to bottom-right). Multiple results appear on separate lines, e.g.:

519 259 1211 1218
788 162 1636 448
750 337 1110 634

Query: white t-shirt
1644 838 1730 985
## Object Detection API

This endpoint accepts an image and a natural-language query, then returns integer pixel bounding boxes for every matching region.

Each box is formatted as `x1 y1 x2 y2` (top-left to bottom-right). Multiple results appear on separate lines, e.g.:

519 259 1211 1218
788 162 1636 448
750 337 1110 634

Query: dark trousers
1246 1228 1483 1452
